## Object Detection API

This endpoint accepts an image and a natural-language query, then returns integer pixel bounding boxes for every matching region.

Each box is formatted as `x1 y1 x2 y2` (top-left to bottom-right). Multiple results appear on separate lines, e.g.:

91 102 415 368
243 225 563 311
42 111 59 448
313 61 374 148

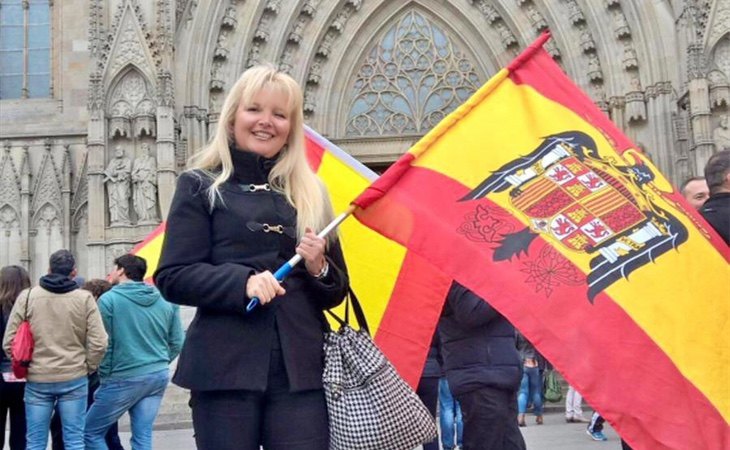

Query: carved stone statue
714 115 730 151
104 145 132 225
132 143 158 223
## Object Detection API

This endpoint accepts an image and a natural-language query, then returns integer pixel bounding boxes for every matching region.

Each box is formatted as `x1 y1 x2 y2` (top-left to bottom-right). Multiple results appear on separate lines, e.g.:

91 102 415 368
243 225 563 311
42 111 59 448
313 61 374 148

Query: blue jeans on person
24 376 88 450
517 366 543 415
438 377 463 449
85 369 169 450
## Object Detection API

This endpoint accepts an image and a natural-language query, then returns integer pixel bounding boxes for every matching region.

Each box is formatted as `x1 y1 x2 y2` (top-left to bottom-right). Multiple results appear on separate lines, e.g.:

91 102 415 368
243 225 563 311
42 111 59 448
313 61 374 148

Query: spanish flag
352 32 729 450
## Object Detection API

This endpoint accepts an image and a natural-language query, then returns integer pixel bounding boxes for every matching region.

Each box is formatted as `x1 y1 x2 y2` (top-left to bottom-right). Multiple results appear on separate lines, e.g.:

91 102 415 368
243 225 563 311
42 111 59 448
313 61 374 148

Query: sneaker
587 429 608 441
574 415 591 423
566 416 575 423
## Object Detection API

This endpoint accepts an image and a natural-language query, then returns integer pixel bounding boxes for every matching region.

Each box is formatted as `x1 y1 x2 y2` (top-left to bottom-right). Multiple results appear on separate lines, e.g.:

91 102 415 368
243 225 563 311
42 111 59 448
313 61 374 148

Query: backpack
10 289 34 379
543 369 563 403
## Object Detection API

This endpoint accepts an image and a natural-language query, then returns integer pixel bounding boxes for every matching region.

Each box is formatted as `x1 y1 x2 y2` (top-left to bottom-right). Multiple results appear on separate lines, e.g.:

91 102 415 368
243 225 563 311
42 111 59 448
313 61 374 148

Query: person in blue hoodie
84 254 183 450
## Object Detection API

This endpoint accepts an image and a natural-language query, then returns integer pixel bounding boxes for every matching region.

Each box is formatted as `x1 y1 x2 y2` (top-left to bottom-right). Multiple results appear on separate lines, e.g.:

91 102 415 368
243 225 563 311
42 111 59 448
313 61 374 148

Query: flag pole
245 204 358 312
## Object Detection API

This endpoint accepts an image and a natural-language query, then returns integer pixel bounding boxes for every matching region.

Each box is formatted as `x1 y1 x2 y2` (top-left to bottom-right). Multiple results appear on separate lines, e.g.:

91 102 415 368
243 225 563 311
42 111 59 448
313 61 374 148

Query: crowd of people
1 63 728 450
1 251 183 450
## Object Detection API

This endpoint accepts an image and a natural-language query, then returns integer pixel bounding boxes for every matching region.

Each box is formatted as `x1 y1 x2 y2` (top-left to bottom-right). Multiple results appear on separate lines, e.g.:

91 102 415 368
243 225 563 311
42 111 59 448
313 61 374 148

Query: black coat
700 192 730 246
153 148 348 392
438 282 521 397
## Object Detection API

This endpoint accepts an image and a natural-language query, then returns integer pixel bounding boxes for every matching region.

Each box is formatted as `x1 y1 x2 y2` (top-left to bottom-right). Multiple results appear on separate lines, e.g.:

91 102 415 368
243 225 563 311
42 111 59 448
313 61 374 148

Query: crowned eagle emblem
460 131 688 301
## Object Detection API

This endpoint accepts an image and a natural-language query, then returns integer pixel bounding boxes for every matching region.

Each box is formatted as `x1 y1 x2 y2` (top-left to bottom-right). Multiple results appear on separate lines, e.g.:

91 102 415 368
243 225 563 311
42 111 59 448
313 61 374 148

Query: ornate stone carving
303 85 316 114
474 1 499 24
713 115 730 150
109 70 155 138
254 14 272 42
0 146 21 217
605 0 621 8
247 42 262 68
264 0 281 14
157 70 174 108
221 6 237 29
587 54 603 82
308 58 323 84
279 47 295 74
613 10 631 39
288 16 307 44
687 43 707 79
526 5 548 32
104 145 132 225
214 31 229 59
132 143 158 224
579 26 596 54
545 39 561 60
622 42 638 70
495 22 518 49
316 31 337 57
302 0 320 17
31 145 63 223
108 7 152 77
625 77 646 122
330 9 351 34
566 0 585 25
708 70 729 108
210 61 225 91
346 0 362 11
706 0 730 47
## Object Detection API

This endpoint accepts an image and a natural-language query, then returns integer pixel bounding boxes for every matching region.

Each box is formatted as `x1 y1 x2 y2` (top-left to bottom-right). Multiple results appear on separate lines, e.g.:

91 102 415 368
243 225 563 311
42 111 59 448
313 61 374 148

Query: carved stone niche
708 70 729 109
109 101 132 138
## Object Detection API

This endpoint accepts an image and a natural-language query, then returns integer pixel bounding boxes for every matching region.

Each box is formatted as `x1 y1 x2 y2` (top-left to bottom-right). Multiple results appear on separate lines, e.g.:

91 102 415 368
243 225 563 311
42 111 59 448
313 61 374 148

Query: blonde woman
154 65 348 450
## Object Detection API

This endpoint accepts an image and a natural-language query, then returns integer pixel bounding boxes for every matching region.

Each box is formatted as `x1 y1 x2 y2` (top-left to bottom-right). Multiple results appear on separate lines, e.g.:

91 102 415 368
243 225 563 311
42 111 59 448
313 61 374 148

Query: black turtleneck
229 145 279 184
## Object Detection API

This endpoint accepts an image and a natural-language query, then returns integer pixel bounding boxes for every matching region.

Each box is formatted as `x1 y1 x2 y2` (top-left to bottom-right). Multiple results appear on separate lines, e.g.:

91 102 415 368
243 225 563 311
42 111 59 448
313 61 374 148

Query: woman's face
232 85 292 159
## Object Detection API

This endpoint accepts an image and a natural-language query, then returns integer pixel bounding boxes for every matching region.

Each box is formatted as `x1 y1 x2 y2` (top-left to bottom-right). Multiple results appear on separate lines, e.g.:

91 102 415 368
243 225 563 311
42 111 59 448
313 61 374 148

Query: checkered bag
323 289 437 450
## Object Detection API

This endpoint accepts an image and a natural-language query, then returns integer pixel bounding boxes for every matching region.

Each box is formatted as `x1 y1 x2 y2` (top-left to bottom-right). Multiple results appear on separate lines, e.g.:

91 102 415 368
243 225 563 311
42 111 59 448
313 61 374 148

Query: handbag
322 288 437 450
11 288 34 379
543 368 563 403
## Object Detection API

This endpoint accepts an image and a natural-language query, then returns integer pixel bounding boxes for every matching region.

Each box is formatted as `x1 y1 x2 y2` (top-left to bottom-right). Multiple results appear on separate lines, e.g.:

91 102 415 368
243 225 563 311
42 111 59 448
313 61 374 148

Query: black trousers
0 378 26 450
190 349 329 450
456 386 526 450
416 376 439 450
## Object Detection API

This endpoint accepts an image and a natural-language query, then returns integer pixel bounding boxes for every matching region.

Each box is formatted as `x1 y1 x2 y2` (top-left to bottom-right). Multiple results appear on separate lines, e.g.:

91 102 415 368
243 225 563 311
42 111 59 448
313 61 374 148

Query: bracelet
314 261 329 279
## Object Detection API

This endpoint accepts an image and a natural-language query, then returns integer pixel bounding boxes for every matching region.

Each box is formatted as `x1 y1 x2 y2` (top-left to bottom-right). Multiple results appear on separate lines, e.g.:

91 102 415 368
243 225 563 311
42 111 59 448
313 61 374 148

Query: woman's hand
246 271 286 305
296 227 327 277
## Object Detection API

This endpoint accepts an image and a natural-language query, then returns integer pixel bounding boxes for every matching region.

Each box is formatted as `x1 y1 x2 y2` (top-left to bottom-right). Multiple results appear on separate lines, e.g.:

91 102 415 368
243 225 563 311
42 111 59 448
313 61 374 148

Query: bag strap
325 287 370 335
23 288 32 320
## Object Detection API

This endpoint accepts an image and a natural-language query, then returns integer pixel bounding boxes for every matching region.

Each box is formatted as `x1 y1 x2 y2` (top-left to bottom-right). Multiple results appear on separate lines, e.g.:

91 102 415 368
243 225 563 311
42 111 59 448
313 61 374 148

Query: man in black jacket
701 149 730 245
438 282 525 450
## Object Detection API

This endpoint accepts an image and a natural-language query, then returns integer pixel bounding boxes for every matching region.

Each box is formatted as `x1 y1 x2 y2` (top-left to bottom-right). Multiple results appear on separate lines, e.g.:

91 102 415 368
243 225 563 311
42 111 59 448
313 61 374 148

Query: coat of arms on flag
460 131 688 301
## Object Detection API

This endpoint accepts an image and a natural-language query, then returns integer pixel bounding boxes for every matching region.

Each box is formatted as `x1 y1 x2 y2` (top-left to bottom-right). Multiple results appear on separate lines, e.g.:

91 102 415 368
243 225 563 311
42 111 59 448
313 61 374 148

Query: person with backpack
2 250 108 450
0 265 31 450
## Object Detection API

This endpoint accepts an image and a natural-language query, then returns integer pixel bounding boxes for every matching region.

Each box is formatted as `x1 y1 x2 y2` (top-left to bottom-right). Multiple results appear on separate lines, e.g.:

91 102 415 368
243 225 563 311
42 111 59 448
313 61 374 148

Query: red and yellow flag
132 126 449 387
351 32 729 450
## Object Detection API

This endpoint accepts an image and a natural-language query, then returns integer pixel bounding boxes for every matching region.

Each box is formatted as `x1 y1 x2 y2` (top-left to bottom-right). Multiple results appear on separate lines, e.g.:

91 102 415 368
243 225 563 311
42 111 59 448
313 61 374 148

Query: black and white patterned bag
323 289 437 450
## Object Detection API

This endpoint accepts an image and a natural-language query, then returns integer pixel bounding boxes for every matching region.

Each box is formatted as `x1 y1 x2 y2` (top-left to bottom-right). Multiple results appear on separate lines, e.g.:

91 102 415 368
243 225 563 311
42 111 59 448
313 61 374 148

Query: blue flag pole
245 207 355 313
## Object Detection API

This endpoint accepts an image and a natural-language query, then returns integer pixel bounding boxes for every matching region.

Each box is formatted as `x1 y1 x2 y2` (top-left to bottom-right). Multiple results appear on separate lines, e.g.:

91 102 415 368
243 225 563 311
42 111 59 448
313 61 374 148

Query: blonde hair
187 65 334 240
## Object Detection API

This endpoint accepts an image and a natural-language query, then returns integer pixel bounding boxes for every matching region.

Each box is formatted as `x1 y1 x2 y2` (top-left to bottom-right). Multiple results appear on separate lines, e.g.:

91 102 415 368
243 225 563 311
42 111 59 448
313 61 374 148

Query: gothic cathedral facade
0 0 728 279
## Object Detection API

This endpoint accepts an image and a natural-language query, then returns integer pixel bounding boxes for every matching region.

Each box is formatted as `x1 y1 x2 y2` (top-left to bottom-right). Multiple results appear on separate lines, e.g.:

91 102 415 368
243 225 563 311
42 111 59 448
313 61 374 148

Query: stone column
19 146 31 270
157 71 176 219
687 43 713 174
86 73 108 279
62 144 72 249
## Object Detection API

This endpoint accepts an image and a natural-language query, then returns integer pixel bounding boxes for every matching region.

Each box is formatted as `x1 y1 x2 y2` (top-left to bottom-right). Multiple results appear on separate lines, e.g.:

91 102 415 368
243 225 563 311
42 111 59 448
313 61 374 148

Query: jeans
517 366 543 415
438 378 463 449
24 376 88 450
85 369 169 450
